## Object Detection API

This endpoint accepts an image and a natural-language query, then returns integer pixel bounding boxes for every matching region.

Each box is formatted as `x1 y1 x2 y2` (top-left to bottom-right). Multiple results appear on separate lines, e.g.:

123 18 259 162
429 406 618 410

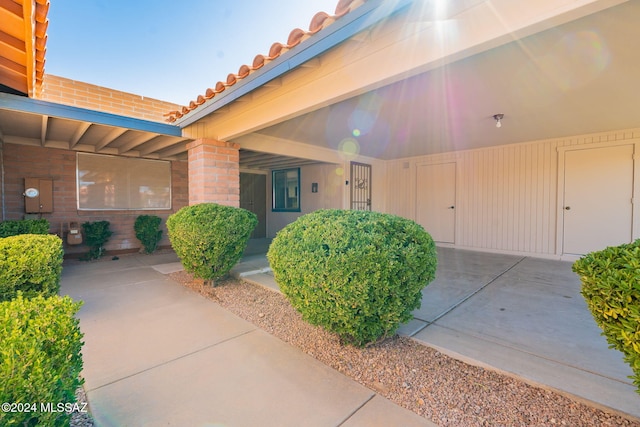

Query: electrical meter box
24 178 53 213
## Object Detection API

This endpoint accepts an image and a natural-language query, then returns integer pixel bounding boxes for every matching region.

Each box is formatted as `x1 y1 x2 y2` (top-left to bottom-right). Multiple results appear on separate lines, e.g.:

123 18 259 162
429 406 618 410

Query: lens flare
338 138 360 159
542 30 610 91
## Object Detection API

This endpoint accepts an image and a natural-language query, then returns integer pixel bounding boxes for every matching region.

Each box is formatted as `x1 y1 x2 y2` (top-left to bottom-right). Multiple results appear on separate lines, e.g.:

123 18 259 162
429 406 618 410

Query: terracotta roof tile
165 0 369 123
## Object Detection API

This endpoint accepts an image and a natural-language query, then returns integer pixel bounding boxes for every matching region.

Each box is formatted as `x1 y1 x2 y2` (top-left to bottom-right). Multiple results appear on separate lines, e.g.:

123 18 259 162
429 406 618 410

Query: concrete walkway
234 247 640 421
61 252 434 427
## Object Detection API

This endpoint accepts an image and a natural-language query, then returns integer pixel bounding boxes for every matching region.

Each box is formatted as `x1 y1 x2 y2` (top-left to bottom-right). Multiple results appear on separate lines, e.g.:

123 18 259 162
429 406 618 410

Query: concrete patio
234 245 640 420
59 245 640 425
60 251 434 427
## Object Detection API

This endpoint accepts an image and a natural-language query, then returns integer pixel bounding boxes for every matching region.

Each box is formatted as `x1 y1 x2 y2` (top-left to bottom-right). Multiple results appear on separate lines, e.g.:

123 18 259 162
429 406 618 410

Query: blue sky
46 0 340 105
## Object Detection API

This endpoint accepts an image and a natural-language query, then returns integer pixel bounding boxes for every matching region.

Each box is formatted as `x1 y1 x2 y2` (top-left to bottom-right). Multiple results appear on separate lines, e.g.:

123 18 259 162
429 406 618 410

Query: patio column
187 138 240 207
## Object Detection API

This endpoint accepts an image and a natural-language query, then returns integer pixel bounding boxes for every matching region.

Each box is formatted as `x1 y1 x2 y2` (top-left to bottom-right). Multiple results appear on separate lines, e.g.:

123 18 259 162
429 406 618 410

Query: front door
416 162 456 243
240 173 266 238
562 145 634 255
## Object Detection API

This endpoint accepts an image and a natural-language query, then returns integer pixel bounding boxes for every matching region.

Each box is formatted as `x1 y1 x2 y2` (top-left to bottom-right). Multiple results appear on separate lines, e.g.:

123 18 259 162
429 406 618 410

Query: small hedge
0 234 63 302
0 294 84 427
167 203 257 283
267 209 437 347
0 219 49 238
573 240 640 394
134 215 162 254
81 221 112 260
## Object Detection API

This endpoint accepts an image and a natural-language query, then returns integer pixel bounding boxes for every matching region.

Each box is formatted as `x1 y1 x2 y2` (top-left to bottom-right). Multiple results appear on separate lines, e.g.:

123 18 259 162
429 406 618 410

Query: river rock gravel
170 271 640 427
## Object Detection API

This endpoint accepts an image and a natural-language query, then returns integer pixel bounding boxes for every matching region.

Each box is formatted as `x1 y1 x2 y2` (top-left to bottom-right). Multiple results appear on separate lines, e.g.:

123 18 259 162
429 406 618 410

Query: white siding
384 128 640 257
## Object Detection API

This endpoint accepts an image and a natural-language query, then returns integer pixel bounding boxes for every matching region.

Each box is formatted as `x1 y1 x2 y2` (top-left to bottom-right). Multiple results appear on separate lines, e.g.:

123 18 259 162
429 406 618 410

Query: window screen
77 153 171 210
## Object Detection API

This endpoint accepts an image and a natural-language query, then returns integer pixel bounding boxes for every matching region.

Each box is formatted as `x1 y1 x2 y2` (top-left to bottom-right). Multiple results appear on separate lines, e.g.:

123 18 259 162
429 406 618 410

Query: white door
563 145 634 255
416 162 456 243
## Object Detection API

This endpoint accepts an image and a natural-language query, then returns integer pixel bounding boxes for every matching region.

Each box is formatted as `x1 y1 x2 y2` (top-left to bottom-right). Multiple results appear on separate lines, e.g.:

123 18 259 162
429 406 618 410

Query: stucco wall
267 163 345 237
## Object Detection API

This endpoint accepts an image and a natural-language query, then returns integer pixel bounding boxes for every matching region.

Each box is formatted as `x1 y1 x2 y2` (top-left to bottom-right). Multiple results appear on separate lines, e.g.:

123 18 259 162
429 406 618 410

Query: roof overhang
0 92 192 160
177 0 636 161
0 0 49 96
174 0 413 128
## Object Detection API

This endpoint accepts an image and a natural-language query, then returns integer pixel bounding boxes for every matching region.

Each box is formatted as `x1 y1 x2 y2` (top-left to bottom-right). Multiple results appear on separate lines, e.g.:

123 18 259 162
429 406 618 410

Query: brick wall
187 139 240 207
39 75 183 123
1 143 188 256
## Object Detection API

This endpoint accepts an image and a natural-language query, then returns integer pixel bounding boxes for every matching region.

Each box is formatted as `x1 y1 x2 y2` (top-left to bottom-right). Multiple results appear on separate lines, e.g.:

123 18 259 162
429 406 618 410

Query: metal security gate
350 161 371 210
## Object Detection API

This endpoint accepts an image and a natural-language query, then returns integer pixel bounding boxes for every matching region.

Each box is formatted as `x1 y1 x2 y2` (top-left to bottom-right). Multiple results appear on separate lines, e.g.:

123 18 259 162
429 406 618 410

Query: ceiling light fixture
493 114 504 128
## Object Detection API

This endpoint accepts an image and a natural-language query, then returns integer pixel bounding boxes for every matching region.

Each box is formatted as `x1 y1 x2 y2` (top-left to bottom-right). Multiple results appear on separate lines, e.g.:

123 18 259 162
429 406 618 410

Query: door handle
448 206 455 209
564 206 571 210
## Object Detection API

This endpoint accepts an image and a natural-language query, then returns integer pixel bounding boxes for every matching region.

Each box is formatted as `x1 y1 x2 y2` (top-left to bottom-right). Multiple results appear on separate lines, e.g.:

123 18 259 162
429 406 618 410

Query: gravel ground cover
170 271 640 427
70 386 93 427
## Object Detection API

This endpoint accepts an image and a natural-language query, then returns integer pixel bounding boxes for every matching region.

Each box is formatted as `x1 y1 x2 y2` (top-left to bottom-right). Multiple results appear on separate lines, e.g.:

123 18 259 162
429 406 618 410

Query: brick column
187 138 240 207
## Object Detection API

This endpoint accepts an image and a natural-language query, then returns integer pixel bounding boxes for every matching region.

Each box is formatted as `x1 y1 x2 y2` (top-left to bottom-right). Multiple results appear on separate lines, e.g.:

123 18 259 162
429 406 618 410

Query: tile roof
0 0 49 97
164 0 368 123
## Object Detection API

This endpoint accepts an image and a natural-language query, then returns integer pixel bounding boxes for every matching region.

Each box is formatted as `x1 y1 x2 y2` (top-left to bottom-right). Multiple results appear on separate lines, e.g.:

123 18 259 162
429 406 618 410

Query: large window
77 153 171 210
272 168 300 212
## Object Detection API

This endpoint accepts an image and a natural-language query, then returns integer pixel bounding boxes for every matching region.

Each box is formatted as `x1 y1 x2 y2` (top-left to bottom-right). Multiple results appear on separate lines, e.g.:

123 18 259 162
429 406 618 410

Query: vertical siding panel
529 144 537 252
479 150 484 247
514 146 522 251
486 150 494 248
465 153 473 247
461 153 471 247
534 143 544 252
547 141 556 253
465 152 474 247
492 149 499 249
493 148 505 249
501 148 508 251
522 145 530 252
507 147 515 251
518 145 526 251
471 153 479 246
491 149 499 249
383 128 640 257
478 151 484 247
530 143 539 252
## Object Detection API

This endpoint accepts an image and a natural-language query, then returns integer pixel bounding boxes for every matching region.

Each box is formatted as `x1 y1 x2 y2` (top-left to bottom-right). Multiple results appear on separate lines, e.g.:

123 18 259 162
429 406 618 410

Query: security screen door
350 162 371 210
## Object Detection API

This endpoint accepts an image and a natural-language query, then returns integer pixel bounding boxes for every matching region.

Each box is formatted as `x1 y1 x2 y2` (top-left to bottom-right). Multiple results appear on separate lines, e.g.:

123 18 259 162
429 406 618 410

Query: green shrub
167 203 257 283
134 215 163 254
267 209 437 347
0 294 84 427
0 234 63 302
0 219 49 238
81 220 112 260
572 240 640 393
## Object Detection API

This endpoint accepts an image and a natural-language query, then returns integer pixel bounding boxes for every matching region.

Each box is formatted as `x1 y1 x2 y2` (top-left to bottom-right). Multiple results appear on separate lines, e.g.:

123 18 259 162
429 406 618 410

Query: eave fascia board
0 92 183 137
175 0 413 128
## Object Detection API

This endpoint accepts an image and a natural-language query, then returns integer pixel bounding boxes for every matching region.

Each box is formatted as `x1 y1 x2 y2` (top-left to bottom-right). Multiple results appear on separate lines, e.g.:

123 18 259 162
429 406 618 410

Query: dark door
350 162 371 210
240 173 266 238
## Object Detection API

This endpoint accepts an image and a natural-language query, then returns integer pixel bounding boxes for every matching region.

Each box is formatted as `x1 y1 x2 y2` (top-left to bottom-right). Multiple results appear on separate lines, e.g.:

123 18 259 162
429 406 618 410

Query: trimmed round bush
134 214 163 254
0 294 84 427
167 203 257 283
0 234 63 302
267 209 437 346
573 240 640 393
0 219 50 238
